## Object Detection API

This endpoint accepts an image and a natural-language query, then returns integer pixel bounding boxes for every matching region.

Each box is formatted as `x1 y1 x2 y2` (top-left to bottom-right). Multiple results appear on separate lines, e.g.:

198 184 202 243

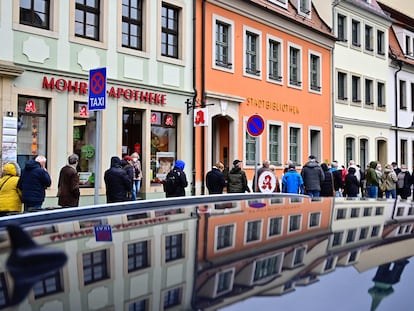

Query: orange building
193 0 336 194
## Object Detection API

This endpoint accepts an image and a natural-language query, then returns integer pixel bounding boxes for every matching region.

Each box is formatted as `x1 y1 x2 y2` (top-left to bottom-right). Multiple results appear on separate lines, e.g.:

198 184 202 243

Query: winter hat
175 160 185 170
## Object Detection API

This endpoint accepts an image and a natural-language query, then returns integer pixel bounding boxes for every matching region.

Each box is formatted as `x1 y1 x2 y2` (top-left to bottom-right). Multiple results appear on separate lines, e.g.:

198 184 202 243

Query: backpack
163 169 180 194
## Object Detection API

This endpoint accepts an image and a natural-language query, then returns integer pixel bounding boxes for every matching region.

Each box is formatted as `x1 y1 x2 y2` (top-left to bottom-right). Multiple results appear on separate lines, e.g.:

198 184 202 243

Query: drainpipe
200 0 206 195
392 56 402 163
191 0 198 196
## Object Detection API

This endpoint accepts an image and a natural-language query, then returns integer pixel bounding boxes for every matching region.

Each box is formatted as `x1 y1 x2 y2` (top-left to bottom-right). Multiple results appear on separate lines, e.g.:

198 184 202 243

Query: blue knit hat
174 160 185 170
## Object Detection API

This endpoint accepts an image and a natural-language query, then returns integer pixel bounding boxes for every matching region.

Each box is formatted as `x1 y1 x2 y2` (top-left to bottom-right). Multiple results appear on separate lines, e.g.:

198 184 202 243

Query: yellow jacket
0 163 22 213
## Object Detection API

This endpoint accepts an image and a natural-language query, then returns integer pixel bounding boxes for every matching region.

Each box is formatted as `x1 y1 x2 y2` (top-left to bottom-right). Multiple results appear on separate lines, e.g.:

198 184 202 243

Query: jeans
24 203 42 212
366 185 378 198
132 180 141 201
335 190 343 197
385 189 397 199
306 190 320 198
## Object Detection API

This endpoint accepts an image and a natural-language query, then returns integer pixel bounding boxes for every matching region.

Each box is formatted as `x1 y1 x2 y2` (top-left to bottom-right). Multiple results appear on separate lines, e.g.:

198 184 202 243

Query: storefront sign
42 76 167 105
2 116 17 162
246 97 299 114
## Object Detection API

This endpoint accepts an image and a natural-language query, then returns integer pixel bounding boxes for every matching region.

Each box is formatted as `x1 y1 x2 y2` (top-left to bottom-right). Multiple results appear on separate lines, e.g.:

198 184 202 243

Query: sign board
94 225 112 242
247 114 264 137
88 68 106 111
194 108 208 126
258 171 277 193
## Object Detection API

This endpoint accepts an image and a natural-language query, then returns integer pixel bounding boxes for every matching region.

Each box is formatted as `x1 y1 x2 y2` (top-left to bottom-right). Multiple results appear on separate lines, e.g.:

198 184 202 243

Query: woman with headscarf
0 162 23 215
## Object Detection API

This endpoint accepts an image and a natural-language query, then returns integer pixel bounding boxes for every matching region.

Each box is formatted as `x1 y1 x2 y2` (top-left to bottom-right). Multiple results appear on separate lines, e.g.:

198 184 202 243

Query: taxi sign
88 67 106 110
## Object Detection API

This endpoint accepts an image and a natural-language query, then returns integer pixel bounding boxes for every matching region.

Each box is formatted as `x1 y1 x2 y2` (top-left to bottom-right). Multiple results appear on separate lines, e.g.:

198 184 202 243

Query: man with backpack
162 160 188 197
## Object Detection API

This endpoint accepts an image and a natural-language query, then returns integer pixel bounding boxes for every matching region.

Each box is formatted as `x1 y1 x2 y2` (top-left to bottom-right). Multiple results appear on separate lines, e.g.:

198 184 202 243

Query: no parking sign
88 67 106 111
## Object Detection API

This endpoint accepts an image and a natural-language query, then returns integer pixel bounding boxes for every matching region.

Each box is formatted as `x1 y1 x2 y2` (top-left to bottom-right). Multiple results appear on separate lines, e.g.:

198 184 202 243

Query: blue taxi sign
88 67 106 110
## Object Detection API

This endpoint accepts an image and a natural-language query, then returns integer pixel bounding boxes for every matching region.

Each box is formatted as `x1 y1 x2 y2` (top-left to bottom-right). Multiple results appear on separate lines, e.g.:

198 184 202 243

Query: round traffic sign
257 171 277 193
90 71 105 95
247 114 264 137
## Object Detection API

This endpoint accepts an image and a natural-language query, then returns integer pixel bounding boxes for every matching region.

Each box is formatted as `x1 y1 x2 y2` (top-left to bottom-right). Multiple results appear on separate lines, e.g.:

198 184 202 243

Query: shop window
17 96 48 170
73 102 96 187
150 111 177 182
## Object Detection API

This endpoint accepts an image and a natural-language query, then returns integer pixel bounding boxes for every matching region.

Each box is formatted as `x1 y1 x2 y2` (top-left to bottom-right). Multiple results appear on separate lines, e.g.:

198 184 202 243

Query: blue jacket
282 169 304 194
17 160 51 206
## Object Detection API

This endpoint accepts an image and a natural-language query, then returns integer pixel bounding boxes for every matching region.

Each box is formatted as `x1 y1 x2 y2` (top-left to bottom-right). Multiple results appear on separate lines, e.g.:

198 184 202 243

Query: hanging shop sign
42 76 167 105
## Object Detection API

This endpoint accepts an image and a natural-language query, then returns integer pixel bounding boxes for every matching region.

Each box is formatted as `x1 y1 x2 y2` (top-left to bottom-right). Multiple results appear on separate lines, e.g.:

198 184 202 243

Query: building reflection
0 196 414 310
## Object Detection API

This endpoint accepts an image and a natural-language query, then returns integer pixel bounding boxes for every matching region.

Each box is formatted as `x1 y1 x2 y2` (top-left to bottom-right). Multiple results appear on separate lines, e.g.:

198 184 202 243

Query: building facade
0 1 195 205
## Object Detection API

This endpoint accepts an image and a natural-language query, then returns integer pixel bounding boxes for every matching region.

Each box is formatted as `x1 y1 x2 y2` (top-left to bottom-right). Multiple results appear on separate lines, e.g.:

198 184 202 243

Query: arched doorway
211 115 230 176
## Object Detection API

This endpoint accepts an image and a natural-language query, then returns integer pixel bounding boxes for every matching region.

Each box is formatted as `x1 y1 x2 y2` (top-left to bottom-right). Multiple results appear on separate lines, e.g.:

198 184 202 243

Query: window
371 225 380 237
217 224 234 250
363 207 372 217
298 0 311 15
215 18 233 69
128 240 150 272
365 78 373 105
375 206 384 215
268 0 287 8
163 286 182 309
346 138 355 166
309 212 321 228
165 233 184 262
254 254 282 281
377 82 385 107
74 102 96 188
400 80 407 109
337 71 347 100
268 216 283 237
351 19 361 47
83 249 109 285
150 111 177 182
245 31 260 75
161 3 179 58
411 83 414 111
33 270 63 298
75 0 100 40
346 229 357 243
268 38 282 81
400 139 407 167
359 138 368 170
352 75 361 103
332 232 343 247
0 273 10 308
310 129 321 160
377 30 385 55
324 257 335 270
128 298 149 311
336 208 346 220
17 96 48 170
122 0 143 50
245 131 256 166
293 246 306 266
364 24 373 51
288 214 302 233
20 0 50 29
246 220 262 243
289 127 301 165
309 52 321 92
289 45 302 86
337 14 347 42
406 35 412 56
216 270 234 295
350 208 360 218
268 124 281 165
359 227 369 240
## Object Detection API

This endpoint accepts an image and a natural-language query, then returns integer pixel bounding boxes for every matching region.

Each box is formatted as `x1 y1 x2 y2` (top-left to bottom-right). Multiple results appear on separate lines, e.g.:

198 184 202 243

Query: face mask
133 158 138 162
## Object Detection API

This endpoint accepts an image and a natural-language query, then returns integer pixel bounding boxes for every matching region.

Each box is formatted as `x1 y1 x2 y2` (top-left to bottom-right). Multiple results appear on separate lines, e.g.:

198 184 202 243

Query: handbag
379 181 387 192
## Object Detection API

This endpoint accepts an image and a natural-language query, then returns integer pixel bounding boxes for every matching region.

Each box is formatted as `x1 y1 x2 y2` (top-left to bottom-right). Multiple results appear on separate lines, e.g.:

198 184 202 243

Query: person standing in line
57 154 80 207
320 163 334 197
376 162 384 198
365 161 380 198
391 162 401 175
17 155 51 212
0 162 23 215
130 152 142 200
381 164 398 199
252 160 270 192
344 167 359 198
330 161 343 197
348 160 361 184
206 162 226 194
301 155 325 198
122 155 134 200
163 160 188 197
397 164 411 200
282 163 304 194
227 160 250 193
104 156 132 203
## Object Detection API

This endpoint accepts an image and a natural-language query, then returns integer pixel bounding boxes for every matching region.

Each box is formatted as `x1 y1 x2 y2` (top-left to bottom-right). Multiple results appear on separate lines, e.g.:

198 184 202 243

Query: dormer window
298 0 311 16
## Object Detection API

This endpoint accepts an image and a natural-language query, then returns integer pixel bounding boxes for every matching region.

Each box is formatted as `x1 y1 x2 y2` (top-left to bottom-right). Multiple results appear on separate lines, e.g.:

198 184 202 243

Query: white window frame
244 116 262 168
243 26 262 79
351 73 362 104
288 214 303 234
267 121 284 166
336 12 347 43
309 127 322 161
266 34 283 84
244 219 263 245
308 212 321 229
364 23 374 52
212 14 235 73
288 124 302 166
69 0 109 50
13 0 60 38
364 77 374 106
308 50 322 94
351 18 361 49
337 70 348 102
376 28 386 56
298 0 311 18
288 42 302 89
267 0 288 9
214 224 236 252
267 216 284 238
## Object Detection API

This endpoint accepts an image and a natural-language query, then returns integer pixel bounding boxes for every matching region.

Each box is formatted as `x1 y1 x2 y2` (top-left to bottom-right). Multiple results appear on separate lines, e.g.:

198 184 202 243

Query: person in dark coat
104 156 132 203
206 162 226 194
301 155 324 197
397 164 411 200
163 160 188 197
344 167 359 198
17 155 52 212
320 163 334 197
330 161 343 197
57 154 80 207
227 160 250 193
